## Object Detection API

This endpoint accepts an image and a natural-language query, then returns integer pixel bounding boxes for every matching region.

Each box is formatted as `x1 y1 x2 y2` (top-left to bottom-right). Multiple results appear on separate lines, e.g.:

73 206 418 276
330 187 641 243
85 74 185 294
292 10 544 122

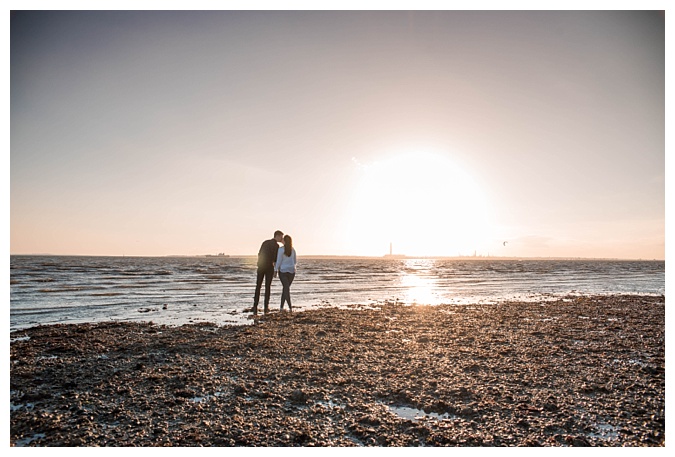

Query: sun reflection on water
398 259 442 305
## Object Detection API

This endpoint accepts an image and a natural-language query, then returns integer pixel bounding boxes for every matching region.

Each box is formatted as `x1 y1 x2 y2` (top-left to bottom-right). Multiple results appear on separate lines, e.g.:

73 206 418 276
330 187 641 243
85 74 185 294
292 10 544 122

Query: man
252 230 284 315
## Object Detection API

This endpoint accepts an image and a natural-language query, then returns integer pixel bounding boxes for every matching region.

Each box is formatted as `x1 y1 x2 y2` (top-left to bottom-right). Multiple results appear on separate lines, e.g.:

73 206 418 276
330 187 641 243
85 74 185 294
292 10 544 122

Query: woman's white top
275 247 297 273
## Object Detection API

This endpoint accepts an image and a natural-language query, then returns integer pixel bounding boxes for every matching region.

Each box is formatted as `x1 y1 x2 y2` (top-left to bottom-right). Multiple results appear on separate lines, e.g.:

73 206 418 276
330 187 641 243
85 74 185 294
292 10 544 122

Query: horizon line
9 253 665 261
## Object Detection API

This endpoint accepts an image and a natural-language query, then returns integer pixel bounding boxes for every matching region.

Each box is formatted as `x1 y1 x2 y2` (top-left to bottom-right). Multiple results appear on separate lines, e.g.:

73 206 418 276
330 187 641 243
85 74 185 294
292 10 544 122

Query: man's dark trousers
253 267 274 314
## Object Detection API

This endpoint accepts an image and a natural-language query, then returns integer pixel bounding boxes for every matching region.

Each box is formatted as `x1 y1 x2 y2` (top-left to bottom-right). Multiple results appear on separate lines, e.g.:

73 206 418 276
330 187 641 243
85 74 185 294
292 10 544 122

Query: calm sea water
9 255 665 331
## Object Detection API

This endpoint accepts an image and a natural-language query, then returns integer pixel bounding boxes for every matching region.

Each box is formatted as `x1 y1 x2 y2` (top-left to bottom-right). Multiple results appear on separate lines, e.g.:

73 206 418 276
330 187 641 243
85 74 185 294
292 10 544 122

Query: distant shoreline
10 253 665 262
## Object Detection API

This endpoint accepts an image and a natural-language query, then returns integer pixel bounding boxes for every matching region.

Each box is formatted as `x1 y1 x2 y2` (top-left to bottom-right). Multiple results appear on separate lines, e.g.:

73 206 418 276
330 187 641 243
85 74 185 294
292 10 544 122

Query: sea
9 255 665 332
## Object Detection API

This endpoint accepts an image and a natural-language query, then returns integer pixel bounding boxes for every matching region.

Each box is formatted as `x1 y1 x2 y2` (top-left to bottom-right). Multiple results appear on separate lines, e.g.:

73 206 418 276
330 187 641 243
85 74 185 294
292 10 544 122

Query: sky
8 3 667 259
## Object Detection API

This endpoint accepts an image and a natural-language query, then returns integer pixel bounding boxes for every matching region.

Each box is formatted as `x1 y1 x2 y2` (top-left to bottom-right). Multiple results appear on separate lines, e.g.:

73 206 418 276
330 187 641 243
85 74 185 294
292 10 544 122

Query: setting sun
344 151 494 257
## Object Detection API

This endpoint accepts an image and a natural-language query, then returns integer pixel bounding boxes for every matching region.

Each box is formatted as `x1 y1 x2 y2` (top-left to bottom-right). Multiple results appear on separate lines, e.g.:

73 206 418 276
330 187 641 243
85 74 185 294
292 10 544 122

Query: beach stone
291 389 309 404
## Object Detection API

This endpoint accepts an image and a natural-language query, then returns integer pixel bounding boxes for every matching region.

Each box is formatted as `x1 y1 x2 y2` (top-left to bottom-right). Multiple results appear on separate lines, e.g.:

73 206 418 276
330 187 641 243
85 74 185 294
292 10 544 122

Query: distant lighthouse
384 242 405 258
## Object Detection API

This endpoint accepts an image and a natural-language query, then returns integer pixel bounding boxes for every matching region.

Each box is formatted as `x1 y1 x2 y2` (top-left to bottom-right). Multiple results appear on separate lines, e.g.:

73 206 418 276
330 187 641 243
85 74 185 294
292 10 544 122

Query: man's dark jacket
257 239 279 270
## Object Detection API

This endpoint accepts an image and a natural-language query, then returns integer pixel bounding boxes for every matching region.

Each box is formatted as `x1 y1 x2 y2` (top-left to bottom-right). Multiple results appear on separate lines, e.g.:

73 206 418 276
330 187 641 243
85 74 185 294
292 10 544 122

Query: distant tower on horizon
384 242 405 258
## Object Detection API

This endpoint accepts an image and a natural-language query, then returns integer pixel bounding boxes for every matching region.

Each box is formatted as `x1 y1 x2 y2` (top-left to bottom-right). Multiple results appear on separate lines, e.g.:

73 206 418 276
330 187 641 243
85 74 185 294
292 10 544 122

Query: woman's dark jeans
279 272 295 311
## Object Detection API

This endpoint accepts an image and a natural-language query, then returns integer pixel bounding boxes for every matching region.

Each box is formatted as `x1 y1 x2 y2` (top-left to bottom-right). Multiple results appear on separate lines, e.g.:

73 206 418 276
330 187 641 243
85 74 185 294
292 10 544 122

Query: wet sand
10 295 664 446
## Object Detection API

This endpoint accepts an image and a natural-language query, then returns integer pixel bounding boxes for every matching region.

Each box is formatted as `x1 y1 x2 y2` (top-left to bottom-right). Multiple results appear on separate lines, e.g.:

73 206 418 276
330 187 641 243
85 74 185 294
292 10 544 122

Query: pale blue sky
9 6 666 259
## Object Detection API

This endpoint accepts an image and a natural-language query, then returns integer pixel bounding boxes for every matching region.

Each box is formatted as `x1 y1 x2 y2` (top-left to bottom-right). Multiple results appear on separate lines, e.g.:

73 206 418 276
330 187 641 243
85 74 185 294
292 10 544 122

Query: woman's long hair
283 235 293 257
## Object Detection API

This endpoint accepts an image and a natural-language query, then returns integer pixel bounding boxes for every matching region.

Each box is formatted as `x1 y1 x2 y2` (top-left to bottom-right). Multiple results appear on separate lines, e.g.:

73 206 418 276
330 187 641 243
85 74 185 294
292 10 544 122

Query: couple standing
253 230 297 315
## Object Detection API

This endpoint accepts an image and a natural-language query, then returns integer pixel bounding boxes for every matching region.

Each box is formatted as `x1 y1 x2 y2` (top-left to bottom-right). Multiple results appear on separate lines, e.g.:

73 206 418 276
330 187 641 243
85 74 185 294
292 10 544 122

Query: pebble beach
10 295 665 447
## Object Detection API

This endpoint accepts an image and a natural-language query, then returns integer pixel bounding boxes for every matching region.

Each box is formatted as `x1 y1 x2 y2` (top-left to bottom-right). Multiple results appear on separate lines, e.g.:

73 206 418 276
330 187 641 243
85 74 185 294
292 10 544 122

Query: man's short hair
274 230 284 238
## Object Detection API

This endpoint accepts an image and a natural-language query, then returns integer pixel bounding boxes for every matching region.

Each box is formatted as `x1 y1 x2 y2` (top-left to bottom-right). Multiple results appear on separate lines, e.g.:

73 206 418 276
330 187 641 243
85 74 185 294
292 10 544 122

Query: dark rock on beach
10 295 665 447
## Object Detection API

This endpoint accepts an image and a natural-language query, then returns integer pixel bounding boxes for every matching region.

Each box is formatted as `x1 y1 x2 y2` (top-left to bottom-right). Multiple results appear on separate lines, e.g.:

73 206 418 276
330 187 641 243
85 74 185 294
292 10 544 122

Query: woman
275 234 297 312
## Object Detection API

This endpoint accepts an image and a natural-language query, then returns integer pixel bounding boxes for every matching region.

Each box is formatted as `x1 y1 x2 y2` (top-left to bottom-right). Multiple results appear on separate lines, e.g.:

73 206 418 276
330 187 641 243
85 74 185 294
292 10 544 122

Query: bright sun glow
344 151 494 257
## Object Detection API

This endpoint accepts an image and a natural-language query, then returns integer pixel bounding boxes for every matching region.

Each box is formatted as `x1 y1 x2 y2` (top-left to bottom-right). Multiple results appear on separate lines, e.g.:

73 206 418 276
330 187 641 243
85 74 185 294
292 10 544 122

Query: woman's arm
275 246 283 272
